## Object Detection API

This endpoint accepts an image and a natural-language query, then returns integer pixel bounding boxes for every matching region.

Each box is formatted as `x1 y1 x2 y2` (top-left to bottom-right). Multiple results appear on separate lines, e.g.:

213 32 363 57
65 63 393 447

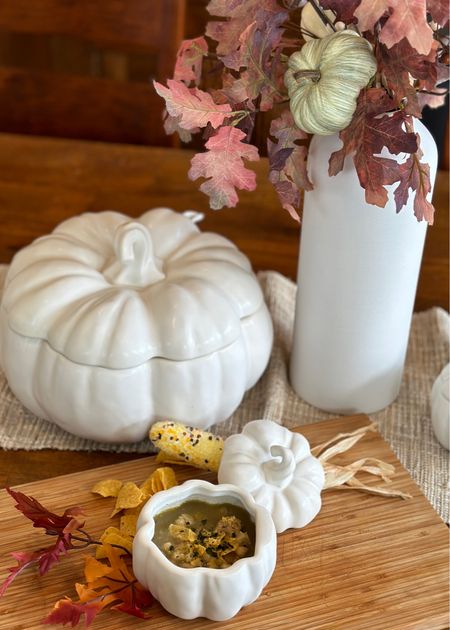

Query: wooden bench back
0 0 185 145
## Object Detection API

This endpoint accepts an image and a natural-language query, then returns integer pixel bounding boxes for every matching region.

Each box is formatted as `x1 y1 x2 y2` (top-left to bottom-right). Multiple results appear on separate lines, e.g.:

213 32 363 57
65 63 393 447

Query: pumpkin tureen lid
1 209 265 368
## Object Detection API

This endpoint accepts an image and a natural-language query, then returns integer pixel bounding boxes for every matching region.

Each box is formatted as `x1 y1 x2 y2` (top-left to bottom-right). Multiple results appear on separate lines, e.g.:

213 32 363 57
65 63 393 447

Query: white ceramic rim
135 479 274 577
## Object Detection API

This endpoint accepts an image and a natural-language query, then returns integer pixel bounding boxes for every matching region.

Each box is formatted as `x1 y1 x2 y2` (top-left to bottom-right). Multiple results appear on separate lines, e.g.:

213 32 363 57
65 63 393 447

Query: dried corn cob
149 421 224 472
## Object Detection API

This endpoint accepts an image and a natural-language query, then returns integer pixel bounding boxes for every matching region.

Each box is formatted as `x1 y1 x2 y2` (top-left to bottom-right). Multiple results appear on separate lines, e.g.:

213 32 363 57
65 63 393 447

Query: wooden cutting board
0 415 447 630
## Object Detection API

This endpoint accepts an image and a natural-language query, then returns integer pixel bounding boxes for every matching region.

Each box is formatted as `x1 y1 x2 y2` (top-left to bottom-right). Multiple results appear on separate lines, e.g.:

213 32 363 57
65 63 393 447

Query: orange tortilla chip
111 482 145 517
91 479 123 498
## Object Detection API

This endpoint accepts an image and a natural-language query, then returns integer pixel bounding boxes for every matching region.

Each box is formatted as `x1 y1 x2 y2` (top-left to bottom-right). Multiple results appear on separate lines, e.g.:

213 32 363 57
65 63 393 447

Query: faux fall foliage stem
0 487 153 627
155 0 448 221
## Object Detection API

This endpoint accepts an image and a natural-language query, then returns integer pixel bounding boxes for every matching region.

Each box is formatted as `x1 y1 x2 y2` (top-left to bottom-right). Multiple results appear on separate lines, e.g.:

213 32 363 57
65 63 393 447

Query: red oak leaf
393 127 435 222
354 0 434 55
0 550 43 597
320 0 362 23
188 126 259 209
174 37 208 86
415 40 449 109
376 38 439 115
329 88 418 208
153 79 232 130
268 110 312 221
6 487 85 536
43 598 104 628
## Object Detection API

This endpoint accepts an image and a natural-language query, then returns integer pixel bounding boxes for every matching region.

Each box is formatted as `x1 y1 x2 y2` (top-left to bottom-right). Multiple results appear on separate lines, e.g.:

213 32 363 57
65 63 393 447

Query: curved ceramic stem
104 222 165 287
263 445 296 487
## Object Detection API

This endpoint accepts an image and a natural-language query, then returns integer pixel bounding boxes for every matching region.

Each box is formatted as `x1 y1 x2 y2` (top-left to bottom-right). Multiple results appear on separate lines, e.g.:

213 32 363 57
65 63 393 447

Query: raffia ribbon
311 424 412 499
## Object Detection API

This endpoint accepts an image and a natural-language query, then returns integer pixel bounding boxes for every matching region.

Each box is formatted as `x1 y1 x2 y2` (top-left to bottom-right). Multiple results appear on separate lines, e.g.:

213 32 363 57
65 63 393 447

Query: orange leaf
83 555 112 583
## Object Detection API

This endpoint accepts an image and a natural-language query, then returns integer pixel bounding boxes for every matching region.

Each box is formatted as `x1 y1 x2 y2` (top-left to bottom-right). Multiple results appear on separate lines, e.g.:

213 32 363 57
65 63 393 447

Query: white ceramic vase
290 118 438 414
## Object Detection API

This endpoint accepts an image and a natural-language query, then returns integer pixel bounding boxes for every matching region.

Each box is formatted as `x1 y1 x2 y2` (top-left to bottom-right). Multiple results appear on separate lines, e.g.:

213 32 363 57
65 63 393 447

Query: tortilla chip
111 481 145 517
139 474 155 500
119 511 139 538
150 467 178 494
140 467 177 499
91 479 123 498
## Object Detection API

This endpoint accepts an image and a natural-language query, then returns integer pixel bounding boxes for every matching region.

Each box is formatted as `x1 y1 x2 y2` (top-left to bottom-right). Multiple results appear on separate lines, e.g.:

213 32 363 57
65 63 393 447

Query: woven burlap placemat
0 269 448 522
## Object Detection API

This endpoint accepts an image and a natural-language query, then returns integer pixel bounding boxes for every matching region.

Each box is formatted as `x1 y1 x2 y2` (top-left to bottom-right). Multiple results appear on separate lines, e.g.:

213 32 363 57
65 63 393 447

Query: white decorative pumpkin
285 30 377 135
218 420 325 533
0 209 273 442
431 363 450 450
133 479 277 621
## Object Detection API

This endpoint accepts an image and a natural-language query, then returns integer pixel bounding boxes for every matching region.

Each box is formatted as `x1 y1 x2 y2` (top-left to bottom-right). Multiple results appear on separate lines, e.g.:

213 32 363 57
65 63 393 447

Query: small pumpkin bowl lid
1 208 266 369
132 479 276 621
218 419 325 533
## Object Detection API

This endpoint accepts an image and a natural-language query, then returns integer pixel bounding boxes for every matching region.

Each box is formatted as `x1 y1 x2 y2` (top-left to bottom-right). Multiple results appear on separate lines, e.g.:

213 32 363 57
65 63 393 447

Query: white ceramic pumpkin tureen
133 479 277 621
0 208 273 442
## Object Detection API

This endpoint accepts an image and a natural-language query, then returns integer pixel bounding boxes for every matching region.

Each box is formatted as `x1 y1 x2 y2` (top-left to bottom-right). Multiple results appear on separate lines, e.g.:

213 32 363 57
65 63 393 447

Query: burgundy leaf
188 126 259 209
321 0 362 23
268 109 312 220
270 147 295 171
393 129 435 222
328 88 418 208
376 38 439 115
6 488 85 536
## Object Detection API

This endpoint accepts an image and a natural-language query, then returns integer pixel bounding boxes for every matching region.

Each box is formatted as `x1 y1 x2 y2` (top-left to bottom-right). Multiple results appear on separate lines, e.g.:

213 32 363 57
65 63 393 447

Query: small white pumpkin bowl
132 479 277 621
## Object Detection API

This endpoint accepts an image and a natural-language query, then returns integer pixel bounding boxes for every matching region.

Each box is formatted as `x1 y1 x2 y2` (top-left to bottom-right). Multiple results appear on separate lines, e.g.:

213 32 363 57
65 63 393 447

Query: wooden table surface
0 132 448 487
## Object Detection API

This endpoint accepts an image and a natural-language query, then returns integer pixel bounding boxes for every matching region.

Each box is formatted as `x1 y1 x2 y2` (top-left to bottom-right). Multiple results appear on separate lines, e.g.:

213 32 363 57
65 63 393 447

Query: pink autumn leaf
188 126 259 209
163 111 198 142
354 0 434 55
153 80 232 130
206 1 287 71
219 14 287 107
427 0 450 27
174 37 208 86
207 0 281 19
